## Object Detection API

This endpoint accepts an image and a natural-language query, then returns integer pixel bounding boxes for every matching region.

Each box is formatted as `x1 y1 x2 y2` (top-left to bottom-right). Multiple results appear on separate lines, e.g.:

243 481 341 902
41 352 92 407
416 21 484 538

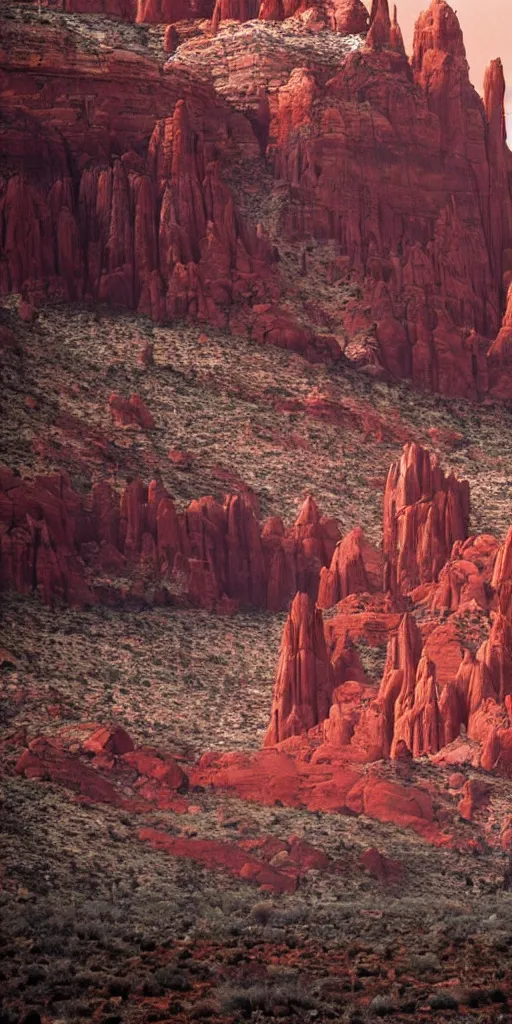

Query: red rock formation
457 779 490 822
333 0 369 34
15 724 189 812
139 829 298 893
324 593 401 651
261 496 339 611
317 526 383 609
192 751 439 838
0 467 341 611
285 0 369 33
411 534 499 614
491 526 512 592
264 0 512 397
139 829 337 891
383 443 469 597
264 593 334 746
258 0 285 21
392 653 442 758
389 4 405 54
489 283 512 398
109 393 155 429
136 0 214 21
483 59 512 299
471 610 512 706
358 611 422 759
359 847 403 883
168 449 194 469
81 725 135 756
4 2 512 390
365 0 390 50
210 0 259 28
0 469 94 608
2 22 313 353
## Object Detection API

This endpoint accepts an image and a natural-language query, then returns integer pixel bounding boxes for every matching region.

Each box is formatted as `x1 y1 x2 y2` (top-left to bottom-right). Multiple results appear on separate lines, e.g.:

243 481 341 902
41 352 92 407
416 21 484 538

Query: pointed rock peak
484 58 507 142
289 590 321 635
263 591 334 746
172 98 189 132
366 0 391 49
295 494 321 527
387 612 423 687
412 0 466 70
390 4 405 54
384 442 439 509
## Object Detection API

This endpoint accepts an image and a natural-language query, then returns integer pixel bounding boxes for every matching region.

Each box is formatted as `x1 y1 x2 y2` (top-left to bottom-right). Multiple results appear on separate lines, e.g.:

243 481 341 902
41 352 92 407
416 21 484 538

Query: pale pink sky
364 1 512 139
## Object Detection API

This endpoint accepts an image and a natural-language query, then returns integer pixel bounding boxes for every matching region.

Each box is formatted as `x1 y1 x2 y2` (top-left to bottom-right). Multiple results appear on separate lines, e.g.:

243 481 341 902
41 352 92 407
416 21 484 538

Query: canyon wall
1 0 512 395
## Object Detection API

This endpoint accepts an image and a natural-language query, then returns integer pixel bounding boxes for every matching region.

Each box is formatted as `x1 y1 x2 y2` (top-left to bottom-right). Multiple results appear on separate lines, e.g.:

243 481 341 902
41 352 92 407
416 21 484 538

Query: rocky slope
2 0 512 1022
3 297 512 1021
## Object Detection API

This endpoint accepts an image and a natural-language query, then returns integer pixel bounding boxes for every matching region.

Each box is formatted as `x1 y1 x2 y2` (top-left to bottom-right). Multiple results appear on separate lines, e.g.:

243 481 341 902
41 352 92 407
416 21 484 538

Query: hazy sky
364 1 512 139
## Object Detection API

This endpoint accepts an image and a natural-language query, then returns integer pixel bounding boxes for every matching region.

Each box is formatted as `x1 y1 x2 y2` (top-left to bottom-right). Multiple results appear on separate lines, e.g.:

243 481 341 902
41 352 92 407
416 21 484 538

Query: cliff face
267 0 512 397
1 0 512 396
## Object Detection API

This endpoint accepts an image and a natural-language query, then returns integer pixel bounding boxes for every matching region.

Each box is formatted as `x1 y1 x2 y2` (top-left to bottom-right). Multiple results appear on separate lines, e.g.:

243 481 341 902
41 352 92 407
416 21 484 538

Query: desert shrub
488 988 508 1004
189 999 218 1019
219 979 317 1016
463 988 507 1007
154 966 190 992
251 901 273 925
370 994 396 1016
107 977 131 998
428 991 459 1011
409 952 441 975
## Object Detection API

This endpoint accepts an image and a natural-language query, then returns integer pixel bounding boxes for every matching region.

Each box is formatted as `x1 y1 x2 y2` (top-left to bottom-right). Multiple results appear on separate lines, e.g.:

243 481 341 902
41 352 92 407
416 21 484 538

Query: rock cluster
15 723 189 813
261 442 512 779
266 0 512 397
2 0 512 396
0 467 340 612
382 443 470 598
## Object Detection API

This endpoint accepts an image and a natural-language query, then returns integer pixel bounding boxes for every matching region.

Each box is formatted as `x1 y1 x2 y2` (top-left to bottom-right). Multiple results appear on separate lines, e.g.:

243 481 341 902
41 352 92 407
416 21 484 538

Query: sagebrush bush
250 901 274 925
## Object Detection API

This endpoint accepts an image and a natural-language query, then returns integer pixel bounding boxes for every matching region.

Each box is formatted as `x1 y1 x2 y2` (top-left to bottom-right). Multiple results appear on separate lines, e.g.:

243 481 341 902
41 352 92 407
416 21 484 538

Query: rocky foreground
2 0 512 1021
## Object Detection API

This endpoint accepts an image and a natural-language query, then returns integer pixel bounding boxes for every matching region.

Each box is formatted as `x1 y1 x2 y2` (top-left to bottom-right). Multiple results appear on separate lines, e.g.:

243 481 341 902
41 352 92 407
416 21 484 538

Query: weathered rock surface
192 750 442 839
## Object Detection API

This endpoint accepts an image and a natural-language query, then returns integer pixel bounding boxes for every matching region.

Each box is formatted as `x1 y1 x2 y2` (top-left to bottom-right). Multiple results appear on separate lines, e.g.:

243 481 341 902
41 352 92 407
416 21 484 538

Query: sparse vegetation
2 4 512 1020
